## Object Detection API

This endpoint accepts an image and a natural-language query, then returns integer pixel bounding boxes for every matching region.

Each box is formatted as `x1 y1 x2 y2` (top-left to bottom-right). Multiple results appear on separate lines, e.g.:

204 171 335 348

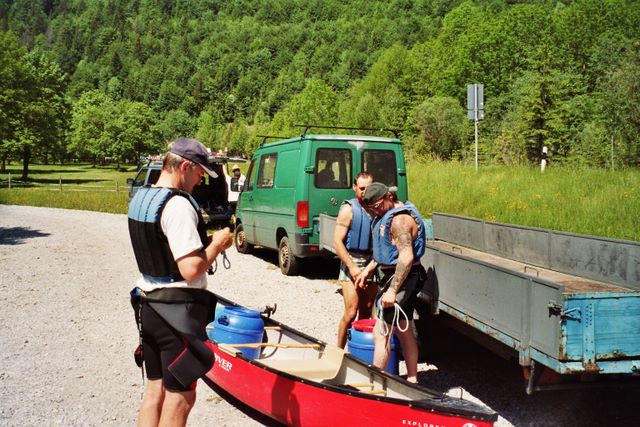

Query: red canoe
204 295 497 427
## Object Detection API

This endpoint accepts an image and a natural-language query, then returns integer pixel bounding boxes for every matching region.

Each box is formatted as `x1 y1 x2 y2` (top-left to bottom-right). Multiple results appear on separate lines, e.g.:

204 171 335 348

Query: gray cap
363 182 397 205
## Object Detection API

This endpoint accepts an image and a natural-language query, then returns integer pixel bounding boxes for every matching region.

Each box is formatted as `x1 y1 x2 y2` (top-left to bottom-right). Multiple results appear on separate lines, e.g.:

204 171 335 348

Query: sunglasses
366 198 385 210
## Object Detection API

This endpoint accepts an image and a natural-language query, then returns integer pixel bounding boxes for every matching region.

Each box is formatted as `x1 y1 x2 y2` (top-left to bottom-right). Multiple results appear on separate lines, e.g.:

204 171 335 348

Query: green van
234 131 408 275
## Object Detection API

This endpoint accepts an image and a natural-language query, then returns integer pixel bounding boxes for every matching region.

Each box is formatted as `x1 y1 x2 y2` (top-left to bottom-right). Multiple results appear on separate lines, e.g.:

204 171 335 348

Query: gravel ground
0 204 638 426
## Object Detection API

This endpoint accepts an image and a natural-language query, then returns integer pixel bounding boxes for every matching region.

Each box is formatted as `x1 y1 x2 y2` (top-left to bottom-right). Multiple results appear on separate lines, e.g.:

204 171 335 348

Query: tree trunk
21 146 30 181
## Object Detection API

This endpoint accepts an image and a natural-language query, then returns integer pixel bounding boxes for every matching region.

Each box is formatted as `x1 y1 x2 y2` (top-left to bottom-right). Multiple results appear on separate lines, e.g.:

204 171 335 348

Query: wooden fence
0 173 123 193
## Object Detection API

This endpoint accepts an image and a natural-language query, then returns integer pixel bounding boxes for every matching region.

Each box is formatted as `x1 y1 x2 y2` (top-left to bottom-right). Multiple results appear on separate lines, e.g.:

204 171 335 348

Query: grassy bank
0 163 135 214
408 160 640 242
1 161 638 241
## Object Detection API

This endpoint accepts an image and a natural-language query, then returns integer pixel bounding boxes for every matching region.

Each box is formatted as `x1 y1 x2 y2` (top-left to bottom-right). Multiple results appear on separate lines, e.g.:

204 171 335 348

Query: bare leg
396 320 418 382
158 388 196 427
137 379 165 427
357 282 378 321
337 280 359 348
373 319 391 370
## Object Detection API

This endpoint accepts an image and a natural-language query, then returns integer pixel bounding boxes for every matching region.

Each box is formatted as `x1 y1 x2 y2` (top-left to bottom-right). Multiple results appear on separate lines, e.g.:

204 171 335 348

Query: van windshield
315 148 351 189
362 150 397 186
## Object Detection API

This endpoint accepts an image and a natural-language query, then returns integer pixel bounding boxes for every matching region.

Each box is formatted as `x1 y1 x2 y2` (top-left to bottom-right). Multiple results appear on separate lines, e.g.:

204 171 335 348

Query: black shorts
378 265 426 325
140 302 196 392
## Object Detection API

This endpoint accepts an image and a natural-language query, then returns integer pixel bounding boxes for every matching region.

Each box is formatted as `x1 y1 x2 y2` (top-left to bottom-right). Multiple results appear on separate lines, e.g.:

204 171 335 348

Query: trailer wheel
278 236 299 276
234 224 253 254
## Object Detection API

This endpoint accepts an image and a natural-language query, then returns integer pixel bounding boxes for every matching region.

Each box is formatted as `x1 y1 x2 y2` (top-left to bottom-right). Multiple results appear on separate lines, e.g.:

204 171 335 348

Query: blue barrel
210 306 264 359
347 318 399 374
205 305 227 340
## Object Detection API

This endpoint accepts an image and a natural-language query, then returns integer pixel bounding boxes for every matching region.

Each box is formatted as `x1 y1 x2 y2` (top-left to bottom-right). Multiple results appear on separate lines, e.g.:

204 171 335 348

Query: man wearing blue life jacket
356 182 427 383
128 137 233 426
332 171 378 348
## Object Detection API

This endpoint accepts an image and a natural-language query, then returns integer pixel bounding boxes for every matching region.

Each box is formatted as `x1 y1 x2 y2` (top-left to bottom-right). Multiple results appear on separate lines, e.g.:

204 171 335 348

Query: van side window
133 169 148 187
147 169 161 185
362 150 397 186
245 159 257 191
315 148 351 189
257 153 277 188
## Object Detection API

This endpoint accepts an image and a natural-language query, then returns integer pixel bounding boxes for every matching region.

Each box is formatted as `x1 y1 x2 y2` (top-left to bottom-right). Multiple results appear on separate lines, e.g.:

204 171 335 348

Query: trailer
423 212 640 393
319 212 640 392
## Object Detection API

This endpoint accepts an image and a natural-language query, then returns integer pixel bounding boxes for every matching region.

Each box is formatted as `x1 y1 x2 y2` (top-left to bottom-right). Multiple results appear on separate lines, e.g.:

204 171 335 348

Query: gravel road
0 205 637 426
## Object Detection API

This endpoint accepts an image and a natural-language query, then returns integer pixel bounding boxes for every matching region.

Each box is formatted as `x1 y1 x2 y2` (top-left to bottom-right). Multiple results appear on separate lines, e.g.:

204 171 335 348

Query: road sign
467 84 484 120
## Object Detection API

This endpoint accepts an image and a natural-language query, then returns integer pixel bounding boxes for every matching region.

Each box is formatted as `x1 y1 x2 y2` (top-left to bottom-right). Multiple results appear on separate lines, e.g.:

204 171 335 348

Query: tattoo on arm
391 232 413 291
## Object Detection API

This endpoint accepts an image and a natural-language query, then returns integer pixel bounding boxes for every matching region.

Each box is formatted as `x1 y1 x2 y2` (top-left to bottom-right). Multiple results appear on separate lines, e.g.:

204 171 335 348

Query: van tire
235 224 253 254
278 236 299 276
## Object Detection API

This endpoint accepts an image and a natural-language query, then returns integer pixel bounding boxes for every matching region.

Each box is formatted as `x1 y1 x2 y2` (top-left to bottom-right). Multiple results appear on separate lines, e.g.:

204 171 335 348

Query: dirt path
1 205 637 426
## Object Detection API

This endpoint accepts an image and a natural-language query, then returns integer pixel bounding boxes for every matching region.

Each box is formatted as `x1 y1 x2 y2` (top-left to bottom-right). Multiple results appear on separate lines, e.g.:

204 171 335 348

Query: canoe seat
259 345 345 381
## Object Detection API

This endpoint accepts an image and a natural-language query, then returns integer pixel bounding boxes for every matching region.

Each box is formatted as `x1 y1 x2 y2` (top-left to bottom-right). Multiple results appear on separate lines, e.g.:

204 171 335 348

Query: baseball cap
169 138 218 178
232 164 240 171
363 182 398 205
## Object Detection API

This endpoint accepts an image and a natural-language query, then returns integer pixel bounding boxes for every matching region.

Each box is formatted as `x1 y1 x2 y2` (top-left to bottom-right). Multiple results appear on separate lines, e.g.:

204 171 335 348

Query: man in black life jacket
332 171 378 348
128 137 233 426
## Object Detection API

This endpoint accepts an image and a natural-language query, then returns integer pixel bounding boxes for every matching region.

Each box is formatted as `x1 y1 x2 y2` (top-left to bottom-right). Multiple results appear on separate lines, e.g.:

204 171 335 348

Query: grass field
1 161 638 241
0 163 136 214
408 160 640 242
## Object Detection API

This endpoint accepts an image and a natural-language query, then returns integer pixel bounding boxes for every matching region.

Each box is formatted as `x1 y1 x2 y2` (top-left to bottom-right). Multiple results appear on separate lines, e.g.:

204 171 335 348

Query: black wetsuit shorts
140 302 198 392
378 264 427 325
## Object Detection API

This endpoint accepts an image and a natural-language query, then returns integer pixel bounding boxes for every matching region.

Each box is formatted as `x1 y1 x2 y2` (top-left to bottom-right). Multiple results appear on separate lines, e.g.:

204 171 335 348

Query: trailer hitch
548 301 581 321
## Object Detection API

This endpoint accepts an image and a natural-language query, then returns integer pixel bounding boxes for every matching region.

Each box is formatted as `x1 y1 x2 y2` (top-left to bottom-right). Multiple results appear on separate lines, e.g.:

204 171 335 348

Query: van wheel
278 236 299 276
235 224 253 254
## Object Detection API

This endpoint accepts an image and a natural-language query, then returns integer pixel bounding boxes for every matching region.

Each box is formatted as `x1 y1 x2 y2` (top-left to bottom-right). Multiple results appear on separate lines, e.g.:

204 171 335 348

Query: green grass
408 160 640 242
0 163 135 214
2 161 639 241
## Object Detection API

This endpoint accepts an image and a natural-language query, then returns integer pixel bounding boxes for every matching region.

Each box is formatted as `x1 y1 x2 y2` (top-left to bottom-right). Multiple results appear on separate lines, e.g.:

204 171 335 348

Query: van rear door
307 144 354 245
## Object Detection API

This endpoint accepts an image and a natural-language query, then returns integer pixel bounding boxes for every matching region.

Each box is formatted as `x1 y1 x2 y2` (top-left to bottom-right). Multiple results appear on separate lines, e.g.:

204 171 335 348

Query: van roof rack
257 135 290 146
295 124 400 139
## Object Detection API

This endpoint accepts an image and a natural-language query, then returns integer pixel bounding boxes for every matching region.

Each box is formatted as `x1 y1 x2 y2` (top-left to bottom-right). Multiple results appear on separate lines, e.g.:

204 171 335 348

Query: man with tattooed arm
355 183 427 383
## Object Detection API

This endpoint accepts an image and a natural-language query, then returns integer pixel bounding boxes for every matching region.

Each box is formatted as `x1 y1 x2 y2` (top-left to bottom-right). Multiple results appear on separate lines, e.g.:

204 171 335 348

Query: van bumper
293 233 327 258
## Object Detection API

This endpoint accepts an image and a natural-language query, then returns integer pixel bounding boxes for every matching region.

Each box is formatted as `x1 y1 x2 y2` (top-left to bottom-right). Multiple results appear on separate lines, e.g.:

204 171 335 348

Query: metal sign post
467 84 484 173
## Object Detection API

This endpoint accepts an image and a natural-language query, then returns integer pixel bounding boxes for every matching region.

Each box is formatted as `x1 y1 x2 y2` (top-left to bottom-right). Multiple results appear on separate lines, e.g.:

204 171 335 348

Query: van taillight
297 201 309 228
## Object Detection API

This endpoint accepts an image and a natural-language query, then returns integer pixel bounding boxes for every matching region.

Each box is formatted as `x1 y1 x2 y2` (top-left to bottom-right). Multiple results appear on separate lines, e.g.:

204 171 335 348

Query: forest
1 0 639 179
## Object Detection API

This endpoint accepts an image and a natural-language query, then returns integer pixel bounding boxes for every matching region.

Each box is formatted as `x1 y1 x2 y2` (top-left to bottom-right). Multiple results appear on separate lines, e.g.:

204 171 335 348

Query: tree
155 109 196 147
69 90 112 163
601 46 640 166
271 79 339 135
108 100 158 167
0 31 28 171
411 96 467 159
340 44 417 129
8 46 69 179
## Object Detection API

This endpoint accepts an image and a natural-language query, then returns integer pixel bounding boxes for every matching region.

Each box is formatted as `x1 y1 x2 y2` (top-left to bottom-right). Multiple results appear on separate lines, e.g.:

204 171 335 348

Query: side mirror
127 178 134 185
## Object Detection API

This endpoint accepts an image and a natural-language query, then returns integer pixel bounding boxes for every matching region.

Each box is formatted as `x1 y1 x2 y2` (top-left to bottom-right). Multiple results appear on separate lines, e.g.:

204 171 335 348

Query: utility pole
467 84 484 173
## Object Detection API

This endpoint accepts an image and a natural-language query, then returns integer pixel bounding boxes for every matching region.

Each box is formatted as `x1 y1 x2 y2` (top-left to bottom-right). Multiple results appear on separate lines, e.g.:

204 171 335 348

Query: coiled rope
375 274 409 350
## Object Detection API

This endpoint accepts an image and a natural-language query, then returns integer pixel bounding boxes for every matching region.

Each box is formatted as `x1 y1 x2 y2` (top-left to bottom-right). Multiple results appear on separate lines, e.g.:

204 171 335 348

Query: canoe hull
205 341 494 427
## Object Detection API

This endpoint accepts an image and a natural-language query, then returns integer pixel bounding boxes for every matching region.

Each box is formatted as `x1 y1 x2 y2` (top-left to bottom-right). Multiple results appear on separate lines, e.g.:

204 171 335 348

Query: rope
210 250 231 275
375 274 409 352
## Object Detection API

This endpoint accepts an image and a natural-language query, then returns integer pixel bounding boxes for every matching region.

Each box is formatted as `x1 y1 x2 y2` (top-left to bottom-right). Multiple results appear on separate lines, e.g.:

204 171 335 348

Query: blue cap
169 138 217 178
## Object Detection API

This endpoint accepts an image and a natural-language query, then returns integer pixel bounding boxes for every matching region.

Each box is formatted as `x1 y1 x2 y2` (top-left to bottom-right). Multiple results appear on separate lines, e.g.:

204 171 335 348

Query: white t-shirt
226 174 246 202
135 195 207 291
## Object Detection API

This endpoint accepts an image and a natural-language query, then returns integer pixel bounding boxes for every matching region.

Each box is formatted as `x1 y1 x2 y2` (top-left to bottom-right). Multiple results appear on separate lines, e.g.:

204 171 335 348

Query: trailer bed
428 240 632 294
423 213 640 392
